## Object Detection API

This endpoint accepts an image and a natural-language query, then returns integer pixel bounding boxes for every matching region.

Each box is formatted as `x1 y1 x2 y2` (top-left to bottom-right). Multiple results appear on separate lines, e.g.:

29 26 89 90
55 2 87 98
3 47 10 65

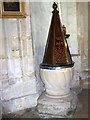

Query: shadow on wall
30 2 52 93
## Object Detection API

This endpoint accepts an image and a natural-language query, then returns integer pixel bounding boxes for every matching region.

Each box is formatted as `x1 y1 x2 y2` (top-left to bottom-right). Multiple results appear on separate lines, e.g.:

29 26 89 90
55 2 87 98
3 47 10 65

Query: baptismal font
36 2 78 118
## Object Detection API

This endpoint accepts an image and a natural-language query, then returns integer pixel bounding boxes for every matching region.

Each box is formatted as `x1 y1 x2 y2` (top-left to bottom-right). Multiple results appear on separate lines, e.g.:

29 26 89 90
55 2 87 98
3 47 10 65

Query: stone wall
58 1 80 87
77 2 89 80
0 2 38 114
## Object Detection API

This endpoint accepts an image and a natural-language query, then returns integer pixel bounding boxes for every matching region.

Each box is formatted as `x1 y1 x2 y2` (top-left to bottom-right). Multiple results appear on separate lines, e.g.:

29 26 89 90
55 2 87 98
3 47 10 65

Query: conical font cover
42 2 73 67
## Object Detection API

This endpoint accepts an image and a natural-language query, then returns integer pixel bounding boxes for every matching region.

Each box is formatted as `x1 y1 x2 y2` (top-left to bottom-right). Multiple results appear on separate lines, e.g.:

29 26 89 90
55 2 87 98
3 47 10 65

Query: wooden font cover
41 2 74 67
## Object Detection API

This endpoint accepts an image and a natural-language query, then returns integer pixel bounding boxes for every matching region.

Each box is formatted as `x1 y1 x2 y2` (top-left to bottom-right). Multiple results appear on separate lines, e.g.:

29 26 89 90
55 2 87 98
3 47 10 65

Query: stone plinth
37 91 78 118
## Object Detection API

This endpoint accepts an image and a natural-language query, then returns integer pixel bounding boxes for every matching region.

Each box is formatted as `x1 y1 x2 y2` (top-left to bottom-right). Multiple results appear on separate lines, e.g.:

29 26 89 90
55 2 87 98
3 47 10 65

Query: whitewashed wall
57 2 80 87
0 2 38 114
59 2 89 86
58 2 78 54
30 1 58 93
77 2 89 80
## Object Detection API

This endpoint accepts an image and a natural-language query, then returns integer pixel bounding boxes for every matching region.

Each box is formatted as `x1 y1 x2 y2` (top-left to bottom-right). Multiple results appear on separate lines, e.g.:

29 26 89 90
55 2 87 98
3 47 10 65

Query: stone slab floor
2 89 89 119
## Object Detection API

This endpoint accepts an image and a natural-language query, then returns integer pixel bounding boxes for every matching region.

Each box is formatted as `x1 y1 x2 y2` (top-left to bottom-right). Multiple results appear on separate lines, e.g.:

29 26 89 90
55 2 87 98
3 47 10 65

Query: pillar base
36 91 78 118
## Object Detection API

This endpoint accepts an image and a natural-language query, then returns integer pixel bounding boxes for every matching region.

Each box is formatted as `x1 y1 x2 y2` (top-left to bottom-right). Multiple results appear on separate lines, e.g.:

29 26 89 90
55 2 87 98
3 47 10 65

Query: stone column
0 2 38 114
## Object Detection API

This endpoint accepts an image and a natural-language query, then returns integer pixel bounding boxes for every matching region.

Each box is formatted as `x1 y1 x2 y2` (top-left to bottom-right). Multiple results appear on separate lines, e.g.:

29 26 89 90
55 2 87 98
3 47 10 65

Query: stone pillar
77 2 88 80
0 2 38 114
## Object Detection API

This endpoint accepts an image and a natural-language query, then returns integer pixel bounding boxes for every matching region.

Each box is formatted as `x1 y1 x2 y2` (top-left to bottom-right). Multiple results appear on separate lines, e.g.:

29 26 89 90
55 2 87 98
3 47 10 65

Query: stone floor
2 88 89 119
73 89 88 118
